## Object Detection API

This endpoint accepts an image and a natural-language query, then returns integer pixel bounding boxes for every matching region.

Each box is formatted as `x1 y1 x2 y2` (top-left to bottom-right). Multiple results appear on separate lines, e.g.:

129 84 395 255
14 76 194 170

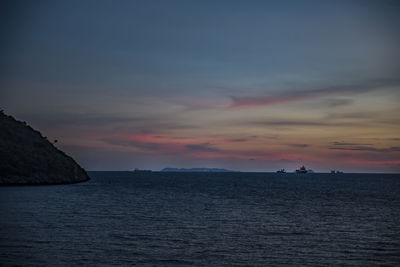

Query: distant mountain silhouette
0 111 90 185
161 167 237 172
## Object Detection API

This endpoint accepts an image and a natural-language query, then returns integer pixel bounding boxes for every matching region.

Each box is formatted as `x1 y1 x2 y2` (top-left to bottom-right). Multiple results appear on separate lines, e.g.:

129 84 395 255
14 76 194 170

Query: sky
1 0 400 172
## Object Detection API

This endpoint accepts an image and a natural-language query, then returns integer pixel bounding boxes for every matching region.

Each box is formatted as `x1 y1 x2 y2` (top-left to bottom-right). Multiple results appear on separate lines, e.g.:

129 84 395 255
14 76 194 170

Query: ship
330 170 343 174
276 169 286 173
296 166 308 174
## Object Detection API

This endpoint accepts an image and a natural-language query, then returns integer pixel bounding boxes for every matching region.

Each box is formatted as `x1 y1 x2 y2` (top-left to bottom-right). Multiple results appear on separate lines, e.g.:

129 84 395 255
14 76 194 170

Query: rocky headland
0 111 90 185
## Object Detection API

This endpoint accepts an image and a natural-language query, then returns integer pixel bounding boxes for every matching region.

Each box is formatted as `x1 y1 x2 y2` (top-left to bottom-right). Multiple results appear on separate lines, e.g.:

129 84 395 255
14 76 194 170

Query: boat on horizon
296 166 308 174
276 169 286 173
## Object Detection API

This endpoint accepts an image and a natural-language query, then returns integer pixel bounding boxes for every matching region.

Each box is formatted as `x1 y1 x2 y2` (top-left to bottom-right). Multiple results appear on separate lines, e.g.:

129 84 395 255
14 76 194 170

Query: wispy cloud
329 145 400 152
185 143 219 152
286 143 310 148
102 138 159 151
17 112 142 126
325 112 376 120
229 78 400 108
333 141 373 146
18 111 198 133
226 138 248 142
321 98 354 107
242 119 354 128
331 141 400 153
101 134 223 156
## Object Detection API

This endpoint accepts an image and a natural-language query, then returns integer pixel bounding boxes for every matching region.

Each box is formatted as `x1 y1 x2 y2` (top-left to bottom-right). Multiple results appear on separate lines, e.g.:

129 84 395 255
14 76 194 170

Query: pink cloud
82 131 400 172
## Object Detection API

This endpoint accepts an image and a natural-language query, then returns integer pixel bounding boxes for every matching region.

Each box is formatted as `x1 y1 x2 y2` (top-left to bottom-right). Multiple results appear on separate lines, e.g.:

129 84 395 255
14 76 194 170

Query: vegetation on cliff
0 111 89 185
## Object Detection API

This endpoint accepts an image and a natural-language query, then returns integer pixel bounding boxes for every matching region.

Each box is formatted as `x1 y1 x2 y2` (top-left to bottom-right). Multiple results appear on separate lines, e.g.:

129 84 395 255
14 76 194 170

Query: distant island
0 111 90 185
161 167 238 172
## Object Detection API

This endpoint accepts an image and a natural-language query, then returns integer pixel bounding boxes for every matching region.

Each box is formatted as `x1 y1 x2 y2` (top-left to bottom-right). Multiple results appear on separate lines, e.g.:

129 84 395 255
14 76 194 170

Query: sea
1 172 400 266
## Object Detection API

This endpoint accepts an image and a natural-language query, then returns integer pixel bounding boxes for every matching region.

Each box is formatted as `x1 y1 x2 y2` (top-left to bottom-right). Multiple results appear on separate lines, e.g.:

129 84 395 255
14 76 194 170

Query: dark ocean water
1 172 400 266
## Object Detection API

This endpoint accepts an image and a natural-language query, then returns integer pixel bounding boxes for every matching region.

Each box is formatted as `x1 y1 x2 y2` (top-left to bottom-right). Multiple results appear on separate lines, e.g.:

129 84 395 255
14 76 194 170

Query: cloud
185 143 219 152
243 119 353 128
322 98 354 107
166 97 227 111
325 112 375 120
17 111 198 133
227 138 248 142
286 143 310 148
102 134 223 155
333 141 373 146
229 78 400 108
17 112 141 127
331 139 400 152
329 145 400 152
102 138 159 151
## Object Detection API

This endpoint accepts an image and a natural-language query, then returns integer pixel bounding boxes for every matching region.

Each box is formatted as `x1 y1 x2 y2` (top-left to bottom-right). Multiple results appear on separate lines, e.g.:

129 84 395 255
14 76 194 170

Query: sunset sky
1 0 399 172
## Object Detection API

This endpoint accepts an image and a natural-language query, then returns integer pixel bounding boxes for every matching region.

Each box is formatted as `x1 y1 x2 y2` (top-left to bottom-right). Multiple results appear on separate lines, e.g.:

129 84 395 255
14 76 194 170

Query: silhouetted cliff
0 111 90 185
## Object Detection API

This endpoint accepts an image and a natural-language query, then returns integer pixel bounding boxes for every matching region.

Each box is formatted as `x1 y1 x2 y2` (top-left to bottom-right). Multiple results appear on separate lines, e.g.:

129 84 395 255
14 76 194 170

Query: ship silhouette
296 166 308 173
